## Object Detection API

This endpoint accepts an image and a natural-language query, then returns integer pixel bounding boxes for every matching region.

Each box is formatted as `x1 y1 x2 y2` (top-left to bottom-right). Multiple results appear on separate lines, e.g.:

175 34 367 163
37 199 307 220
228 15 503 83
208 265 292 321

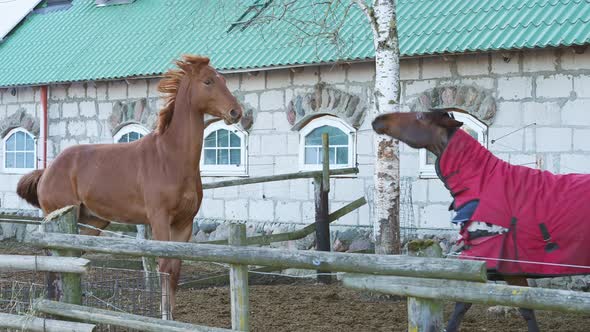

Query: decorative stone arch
203 101 256 133
286 82 367 130
108 98 158 135
0 109 40 138
409 85 497 125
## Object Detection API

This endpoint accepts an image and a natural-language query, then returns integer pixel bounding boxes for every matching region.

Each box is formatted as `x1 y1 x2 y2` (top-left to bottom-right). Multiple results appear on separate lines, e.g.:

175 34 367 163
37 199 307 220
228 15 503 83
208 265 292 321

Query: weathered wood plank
229 224 249 331
0 312 95 332
34 299 233 332
26 233 487 282
0 255 89 274
203 197 367 246
0 214 43 222
202 167 358 189
342 274 590 313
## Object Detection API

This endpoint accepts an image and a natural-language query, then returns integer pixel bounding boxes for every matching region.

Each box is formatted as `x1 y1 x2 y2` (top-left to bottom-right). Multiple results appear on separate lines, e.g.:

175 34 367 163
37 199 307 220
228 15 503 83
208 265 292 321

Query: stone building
0 0 589 248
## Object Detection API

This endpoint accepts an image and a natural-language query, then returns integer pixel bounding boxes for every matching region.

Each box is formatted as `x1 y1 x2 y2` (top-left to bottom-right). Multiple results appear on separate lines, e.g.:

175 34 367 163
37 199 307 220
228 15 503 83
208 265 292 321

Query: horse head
372 107 464 156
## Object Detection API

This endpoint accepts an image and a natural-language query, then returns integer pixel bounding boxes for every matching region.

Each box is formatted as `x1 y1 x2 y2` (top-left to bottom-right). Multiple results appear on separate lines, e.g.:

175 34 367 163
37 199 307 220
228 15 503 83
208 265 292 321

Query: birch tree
238 0 401 254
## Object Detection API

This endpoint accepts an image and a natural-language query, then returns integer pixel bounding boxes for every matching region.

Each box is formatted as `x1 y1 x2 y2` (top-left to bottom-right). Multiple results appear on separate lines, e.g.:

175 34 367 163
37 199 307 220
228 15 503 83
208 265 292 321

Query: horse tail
16 169 44 208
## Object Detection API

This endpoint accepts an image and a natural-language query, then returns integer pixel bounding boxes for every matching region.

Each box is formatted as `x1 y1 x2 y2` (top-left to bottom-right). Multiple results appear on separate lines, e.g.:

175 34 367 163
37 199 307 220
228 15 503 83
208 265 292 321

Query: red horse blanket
437 129 590 276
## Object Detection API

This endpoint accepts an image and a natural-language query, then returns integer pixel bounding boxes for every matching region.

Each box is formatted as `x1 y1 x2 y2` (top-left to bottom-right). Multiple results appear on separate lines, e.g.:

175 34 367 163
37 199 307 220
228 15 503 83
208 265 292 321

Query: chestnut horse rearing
16 55 242 319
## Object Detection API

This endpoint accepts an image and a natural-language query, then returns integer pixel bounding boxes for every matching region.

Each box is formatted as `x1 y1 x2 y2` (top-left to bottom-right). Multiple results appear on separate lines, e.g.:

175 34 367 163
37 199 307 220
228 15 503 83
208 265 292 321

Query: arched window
113 124 149 144
201 122 248 176
3 128 36 174
419 112 488 178
299 116 356 170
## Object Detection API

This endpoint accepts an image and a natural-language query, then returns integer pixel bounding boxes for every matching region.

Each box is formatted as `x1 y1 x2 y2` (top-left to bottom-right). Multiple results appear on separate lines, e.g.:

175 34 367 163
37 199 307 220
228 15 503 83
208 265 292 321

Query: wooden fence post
406 240 444 332
229 223 249 331
41 205 83 305
314 133 332 284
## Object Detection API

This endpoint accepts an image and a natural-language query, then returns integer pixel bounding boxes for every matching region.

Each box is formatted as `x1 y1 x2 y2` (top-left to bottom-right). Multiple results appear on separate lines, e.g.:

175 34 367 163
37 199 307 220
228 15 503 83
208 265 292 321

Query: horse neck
158 80 204 173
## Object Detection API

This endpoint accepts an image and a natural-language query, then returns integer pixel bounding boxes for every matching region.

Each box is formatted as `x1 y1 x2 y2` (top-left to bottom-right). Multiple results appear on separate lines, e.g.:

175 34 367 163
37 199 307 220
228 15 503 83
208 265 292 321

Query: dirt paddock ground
1 240 589 332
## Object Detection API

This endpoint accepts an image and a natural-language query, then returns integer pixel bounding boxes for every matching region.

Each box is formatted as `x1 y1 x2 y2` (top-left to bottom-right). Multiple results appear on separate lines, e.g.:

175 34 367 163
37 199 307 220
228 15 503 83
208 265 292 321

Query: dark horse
372 108 590 332
16 55 242 319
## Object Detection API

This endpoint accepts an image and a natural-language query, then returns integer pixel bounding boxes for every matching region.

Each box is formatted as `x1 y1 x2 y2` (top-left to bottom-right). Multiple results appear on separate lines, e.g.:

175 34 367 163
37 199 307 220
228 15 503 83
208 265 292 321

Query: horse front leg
149 214 175 320
445 302 472 332
505 276 540 332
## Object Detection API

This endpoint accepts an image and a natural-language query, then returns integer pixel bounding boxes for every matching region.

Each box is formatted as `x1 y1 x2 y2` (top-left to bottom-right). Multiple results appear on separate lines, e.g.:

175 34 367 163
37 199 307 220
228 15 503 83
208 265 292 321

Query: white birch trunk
355 0 401 254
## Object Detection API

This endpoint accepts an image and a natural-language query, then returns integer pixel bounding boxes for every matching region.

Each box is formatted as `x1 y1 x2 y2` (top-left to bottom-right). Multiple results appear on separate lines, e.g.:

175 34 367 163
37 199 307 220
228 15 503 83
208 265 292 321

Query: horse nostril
230 109 242 120
372 119 385 133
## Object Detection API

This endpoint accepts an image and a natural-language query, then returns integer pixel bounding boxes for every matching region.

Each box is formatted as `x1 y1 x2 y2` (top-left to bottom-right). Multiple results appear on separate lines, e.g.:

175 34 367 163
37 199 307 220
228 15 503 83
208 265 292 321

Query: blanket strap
539 223 559 253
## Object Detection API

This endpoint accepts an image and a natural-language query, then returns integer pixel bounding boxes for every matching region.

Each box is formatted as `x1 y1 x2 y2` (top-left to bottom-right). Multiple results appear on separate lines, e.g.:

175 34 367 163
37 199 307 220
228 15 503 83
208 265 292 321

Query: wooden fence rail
25 232 487 282
0 312 96 332
0 254 89 274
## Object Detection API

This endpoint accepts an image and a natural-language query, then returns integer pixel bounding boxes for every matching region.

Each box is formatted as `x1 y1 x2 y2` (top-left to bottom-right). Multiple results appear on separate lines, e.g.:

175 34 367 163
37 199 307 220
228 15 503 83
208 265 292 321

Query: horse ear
428 112 463 128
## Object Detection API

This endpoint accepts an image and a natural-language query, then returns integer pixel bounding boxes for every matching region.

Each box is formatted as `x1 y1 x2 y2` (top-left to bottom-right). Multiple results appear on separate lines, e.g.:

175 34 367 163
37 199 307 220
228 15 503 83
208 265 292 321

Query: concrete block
272 111 290 132
62 103 78 118
508 154 537 168
263 181 290 199
97 102 112 121
266 69 291 89
241 72 265 91
289 179 309 201
331 202 358 225
243 93 259 109
249 199 274 222
275 201 301 223
18 87 35 103
86 121 99 138
49 121 67 137
573 129 590 151
301 201 315 222
5 105 18 117
560 154 590 174
212 186 239 199
522 49 557 72
460 77 495 90
3 193 21 209
404 80 436 97
260 90 284 111
248 135 262 155
400 152 420 177
573 75 590 98
523 127 536 153
286 133 299 155
535 127 571 152
411 178 427 203
491 53 519 74
200 199 225 219
108 81 127 100
225 74 240 92
274 155 297 174
562 100 590 126
536 74 572 98
320 64 346 84
421 204 454 229
456 54 489 76
497 77 532 100
428 179 452 202
79 101 96 118
67 121 86 136
225 199 248 221
400 58 419 80
494 102 522 126
522 101 561 125
356 131 374 155
261 134 288 156
293 66 320 86
127 79 148 99
488 127 524 152
248 156 274 177
3 89 18 104
50 85 67 101
48 103 60 120
561 51 590 70
93 82 108 100
421 57 452 79
334 178 365 202
68 83 86 99
357 203 370 226
347 62 375 82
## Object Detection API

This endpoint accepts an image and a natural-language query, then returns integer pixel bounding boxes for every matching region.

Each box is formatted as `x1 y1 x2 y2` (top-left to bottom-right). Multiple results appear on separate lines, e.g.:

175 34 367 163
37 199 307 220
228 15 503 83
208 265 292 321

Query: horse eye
204 79 213 86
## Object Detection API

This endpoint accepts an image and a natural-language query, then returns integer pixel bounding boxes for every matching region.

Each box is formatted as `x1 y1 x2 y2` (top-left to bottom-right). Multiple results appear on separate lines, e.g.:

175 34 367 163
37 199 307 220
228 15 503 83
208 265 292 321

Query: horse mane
156 55 211 134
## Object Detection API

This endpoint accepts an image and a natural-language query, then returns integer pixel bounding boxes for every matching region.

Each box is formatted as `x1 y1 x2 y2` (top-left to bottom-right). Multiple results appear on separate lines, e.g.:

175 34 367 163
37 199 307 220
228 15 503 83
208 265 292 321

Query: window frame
2 127 37 174
419 112 488 179
113 123 150 144
298 116 357 171
201 121 248 177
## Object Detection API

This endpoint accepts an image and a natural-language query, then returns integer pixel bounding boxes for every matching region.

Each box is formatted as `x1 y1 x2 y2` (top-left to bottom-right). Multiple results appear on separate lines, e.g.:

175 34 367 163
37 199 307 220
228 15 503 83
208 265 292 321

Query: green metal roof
0 0 589 87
